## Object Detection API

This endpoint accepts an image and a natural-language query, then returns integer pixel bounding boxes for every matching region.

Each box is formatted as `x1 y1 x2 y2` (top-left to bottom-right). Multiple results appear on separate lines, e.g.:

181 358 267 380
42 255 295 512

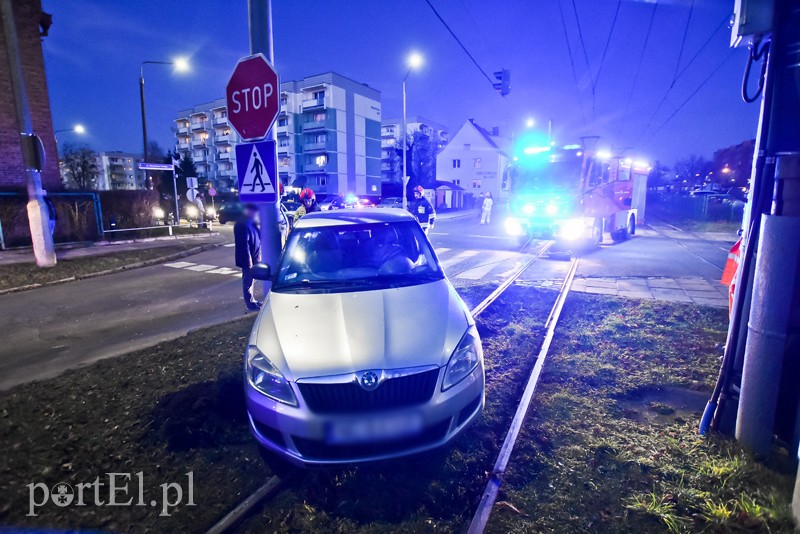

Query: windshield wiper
276 279 378 290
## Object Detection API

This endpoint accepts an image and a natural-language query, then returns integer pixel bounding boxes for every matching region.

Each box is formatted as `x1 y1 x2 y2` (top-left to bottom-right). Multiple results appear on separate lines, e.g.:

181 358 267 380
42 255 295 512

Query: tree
674 154 713 188
402 129 442 194
61 143 99 190
647 160 672 189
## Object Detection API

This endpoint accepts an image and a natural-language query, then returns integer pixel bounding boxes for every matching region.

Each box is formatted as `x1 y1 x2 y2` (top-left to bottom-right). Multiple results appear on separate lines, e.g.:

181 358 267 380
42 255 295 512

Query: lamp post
139 58 189 190
402 52 423 211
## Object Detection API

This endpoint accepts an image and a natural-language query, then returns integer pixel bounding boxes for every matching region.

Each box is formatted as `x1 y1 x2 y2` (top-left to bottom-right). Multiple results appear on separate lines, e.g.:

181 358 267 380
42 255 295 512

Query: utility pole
248 0 282 273
1 0 56 267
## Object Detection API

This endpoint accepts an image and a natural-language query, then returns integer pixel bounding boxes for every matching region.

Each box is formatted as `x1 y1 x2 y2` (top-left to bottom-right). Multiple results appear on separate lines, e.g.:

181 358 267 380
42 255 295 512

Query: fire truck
503 144 649 250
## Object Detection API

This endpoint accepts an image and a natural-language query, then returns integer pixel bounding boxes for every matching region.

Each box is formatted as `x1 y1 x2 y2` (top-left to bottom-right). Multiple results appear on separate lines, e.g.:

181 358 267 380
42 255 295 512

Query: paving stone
692 297 729 308
584 286 619 296
647 278 681 289
617 280 649 291
618 290 654 300
584 279 618 288
685 289 724 299
650 288 693 302
677 280 715 290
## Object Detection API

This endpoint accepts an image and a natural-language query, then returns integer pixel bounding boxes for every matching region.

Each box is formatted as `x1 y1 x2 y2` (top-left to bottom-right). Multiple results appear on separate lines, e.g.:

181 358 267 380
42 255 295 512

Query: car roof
294 208 415 228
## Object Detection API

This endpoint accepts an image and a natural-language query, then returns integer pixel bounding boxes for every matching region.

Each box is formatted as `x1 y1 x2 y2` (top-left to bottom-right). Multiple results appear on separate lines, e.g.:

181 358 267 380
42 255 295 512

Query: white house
435 119 511 204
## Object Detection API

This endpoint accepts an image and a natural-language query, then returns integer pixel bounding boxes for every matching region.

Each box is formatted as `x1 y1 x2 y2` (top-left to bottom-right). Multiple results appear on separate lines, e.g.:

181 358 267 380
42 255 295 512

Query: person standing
480 192 494 225
408 185 436 233
234 204 262 311
294 187 320 224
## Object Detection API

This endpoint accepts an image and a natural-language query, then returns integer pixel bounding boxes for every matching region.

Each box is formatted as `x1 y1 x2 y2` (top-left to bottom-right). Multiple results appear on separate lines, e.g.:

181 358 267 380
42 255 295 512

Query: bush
99 190 159 230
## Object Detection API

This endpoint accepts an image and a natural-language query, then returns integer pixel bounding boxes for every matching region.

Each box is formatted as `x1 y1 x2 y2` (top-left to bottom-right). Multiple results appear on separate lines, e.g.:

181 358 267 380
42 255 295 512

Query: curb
0 242 224 297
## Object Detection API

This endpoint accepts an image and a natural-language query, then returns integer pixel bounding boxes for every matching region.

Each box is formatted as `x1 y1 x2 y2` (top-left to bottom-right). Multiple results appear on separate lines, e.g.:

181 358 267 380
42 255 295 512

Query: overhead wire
423 0 497 89
639 49 737 149
557 0 588 127
636 12 730 142
615 0 659 140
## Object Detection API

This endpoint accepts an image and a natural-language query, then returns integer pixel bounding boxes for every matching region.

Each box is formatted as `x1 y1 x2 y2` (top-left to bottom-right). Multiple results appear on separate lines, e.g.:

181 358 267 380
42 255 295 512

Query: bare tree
62 143 99 190
674 154 713 187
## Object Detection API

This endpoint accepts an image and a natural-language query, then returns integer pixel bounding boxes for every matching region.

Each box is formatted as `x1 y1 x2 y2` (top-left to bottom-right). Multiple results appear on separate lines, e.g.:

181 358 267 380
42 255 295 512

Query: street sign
208 187 217 197
138 163 174 171
236 140 277 203
226 54 279 141
186 177 198 189
187 189 199 202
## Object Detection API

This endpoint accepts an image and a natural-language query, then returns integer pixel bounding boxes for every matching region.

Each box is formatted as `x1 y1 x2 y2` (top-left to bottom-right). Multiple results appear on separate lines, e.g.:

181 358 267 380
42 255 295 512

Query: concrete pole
402 77 408 211
1 0 55 267
248 0 282 273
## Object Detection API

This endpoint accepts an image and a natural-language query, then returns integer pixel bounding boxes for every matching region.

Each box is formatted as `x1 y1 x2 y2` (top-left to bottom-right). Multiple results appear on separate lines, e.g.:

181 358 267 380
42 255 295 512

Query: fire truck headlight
505 217 525 236
545 204 559 216
522 204 536 215
559 218 586 241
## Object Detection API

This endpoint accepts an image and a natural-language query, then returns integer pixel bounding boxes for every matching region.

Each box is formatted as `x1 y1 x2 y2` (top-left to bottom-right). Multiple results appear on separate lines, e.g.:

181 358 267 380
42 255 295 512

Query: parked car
217 201 291 241
244 209 484 465
377 197 403 209
319 195 345 211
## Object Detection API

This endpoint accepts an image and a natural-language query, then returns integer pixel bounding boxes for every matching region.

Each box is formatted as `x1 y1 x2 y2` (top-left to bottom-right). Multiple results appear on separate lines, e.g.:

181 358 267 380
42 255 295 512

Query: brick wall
0 0 60 191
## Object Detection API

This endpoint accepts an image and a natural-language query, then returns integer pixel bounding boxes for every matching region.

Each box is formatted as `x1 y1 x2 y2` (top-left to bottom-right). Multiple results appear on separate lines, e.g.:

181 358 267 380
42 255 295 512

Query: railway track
205 239 574 534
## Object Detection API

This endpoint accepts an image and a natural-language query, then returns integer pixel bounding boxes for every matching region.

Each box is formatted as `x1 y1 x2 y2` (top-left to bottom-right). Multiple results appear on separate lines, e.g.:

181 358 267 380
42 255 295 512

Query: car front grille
297 368 440 414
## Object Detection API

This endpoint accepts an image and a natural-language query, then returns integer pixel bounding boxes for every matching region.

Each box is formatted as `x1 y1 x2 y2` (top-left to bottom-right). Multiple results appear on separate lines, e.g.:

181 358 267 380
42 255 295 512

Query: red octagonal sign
225 54 279 141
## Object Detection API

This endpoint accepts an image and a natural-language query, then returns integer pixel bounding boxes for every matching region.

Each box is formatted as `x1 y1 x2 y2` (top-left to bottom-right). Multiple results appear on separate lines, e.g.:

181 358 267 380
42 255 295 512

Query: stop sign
226 54 279 141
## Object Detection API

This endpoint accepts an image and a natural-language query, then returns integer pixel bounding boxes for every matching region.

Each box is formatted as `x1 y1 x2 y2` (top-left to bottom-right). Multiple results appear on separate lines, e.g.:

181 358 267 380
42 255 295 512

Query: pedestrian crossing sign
235 140 277 203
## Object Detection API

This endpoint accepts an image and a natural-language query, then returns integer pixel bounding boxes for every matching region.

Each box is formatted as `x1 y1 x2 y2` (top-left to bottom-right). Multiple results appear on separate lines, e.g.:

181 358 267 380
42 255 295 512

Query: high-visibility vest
721 238 742 315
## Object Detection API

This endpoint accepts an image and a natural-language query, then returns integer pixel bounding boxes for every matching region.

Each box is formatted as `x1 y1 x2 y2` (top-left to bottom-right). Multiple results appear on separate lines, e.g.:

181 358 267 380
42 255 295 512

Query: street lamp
525 118 535 128
139 57 190 164
402 52 423 211
55 124 86 136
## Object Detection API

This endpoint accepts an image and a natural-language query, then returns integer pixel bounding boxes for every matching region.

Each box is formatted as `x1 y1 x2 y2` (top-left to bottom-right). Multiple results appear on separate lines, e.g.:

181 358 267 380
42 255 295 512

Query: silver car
245 209 484 465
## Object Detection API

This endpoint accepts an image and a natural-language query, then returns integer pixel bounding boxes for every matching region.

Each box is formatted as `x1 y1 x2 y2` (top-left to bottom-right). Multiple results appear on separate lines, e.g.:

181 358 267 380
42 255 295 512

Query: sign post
139 162 179 225
227 16 282 273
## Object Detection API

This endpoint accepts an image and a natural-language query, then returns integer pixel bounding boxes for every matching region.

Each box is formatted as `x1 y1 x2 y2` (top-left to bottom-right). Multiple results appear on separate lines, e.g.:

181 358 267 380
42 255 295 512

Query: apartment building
94 152 145 190
380 117 449 184
174 72 382 196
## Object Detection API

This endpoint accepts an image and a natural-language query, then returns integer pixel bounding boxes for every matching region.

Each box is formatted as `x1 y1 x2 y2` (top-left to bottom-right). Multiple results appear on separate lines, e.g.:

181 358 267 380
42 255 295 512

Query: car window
273 221 443 293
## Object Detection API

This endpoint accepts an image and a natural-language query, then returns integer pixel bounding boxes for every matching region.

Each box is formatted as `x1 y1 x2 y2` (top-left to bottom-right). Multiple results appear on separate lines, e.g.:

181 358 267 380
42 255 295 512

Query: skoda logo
359 371 380 391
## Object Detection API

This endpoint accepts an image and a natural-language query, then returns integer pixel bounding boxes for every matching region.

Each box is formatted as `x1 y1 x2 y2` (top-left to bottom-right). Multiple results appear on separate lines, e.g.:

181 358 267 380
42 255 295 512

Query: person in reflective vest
294 187 320 224
408 185 436 233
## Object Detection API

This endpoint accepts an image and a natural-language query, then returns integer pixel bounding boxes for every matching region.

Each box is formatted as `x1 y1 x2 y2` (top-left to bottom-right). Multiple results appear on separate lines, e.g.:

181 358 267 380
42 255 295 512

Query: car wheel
611 226 629 243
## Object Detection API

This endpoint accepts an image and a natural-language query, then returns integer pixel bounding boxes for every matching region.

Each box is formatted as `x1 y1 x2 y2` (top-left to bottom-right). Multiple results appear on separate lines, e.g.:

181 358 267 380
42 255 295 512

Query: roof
295 208 415 228
436 180 465 191
468 119 507 156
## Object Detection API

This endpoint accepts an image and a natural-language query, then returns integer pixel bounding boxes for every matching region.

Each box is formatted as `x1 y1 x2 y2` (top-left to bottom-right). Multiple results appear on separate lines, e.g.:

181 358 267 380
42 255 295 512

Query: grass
0 242 209 291
487 293 795 533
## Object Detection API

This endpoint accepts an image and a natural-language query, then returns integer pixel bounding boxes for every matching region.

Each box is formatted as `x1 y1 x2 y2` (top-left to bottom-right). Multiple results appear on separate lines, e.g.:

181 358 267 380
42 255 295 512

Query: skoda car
244 209 484 465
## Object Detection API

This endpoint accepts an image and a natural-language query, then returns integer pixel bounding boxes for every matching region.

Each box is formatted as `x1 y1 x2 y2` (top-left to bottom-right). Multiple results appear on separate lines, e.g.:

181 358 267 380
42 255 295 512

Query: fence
647 192 745 223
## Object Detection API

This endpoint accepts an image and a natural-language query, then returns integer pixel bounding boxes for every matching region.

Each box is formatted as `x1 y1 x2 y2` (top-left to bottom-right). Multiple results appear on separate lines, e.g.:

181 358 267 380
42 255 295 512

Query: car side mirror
250 263 272 281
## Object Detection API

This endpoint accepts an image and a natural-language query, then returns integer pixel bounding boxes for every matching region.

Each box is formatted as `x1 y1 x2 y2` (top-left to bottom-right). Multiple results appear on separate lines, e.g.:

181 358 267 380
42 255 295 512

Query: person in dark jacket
407 185 436 233
234 204 262 311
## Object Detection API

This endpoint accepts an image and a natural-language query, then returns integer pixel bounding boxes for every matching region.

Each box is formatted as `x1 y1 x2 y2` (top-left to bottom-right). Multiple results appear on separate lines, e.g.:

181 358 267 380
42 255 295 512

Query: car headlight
558 218 589 241
186 205 199 217
505 217 525 236
153 207 165 219
545 204 559 216
443 326 481 391
246 345 297 406
206 207 216 217
522 203 536 215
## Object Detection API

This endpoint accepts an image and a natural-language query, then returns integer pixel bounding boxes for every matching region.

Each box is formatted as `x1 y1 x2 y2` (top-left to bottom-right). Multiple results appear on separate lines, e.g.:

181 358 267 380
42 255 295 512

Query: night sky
42 0 757 166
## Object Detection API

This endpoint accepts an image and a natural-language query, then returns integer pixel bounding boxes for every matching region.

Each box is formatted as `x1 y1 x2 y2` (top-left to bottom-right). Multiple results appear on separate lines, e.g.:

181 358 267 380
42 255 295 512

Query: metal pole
248 0 282 273
402 77 408 211
139 68 151 189
172 168 179 226
1 0 55 266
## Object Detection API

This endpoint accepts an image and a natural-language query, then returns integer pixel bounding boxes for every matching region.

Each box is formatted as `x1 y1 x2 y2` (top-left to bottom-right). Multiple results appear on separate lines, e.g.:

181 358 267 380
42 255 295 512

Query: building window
474 158 482 168
315 155 328 166
454 179 461 185
279 157 291 168
279 138 290 147
463 144 471 151
278 117 288 127
472 179 481 189
313 134 326 143
313 112 325 122
452 159 461 168
313 90 325 100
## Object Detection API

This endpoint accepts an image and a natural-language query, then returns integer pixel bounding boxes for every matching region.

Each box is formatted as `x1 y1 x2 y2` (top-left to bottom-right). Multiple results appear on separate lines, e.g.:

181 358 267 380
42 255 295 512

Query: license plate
326 412 423 444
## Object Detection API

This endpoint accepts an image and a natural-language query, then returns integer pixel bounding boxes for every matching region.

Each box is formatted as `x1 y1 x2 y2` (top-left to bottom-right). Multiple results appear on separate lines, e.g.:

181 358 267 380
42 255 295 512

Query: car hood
251 280 471 380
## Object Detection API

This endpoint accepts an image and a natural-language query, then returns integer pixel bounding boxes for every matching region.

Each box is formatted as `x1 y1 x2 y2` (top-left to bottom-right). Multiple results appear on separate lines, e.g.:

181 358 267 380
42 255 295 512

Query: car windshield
273 221 443 293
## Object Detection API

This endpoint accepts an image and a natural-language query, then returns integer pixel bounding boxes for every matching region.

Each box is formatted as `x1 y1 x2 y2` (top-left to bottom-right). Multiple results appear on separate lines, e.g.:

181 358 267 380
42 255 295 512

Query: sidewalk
0 231 226 266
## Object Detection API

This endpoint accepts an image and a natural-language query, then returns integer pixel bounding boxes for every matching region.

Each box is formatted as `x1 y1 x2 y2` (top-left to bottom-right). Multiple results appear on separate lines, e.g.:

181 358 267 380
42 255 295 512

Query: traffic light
493 69 510 96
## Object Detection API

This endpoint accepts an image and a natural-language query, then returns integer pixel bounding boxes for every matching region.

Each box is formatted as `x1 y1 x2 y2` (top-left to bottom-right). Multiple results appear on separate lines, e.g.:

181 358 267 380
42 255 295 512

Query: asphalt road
0 211 732 390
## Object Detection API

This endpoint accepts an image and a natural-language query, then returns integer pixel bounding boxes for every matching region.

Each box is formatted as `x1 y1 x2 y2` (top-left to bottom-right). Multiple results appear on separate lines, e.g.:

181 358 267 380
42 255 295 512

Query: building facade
0 0 60 191
174 72 382 196
435 119 510 202
713 139 755 189
94 152 145 190
380 117 448 184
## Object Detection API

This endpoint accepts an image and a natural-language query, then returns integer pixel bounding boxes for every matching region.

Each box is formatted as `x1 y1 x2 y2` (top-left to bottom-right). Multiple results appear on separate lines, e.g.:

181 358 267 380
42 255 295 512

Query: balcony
381 162 393 171
191 138 208 147
277 144 290 153
215 135 231 144
191 121 207 131
302 120 326 131
381 129 396 138
177 126 189 134
302 98 325 110
304 142 327 153
276 123 289 136
213 116 228 126
216 152 232 161
303 163 328 173
177 142 190 150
